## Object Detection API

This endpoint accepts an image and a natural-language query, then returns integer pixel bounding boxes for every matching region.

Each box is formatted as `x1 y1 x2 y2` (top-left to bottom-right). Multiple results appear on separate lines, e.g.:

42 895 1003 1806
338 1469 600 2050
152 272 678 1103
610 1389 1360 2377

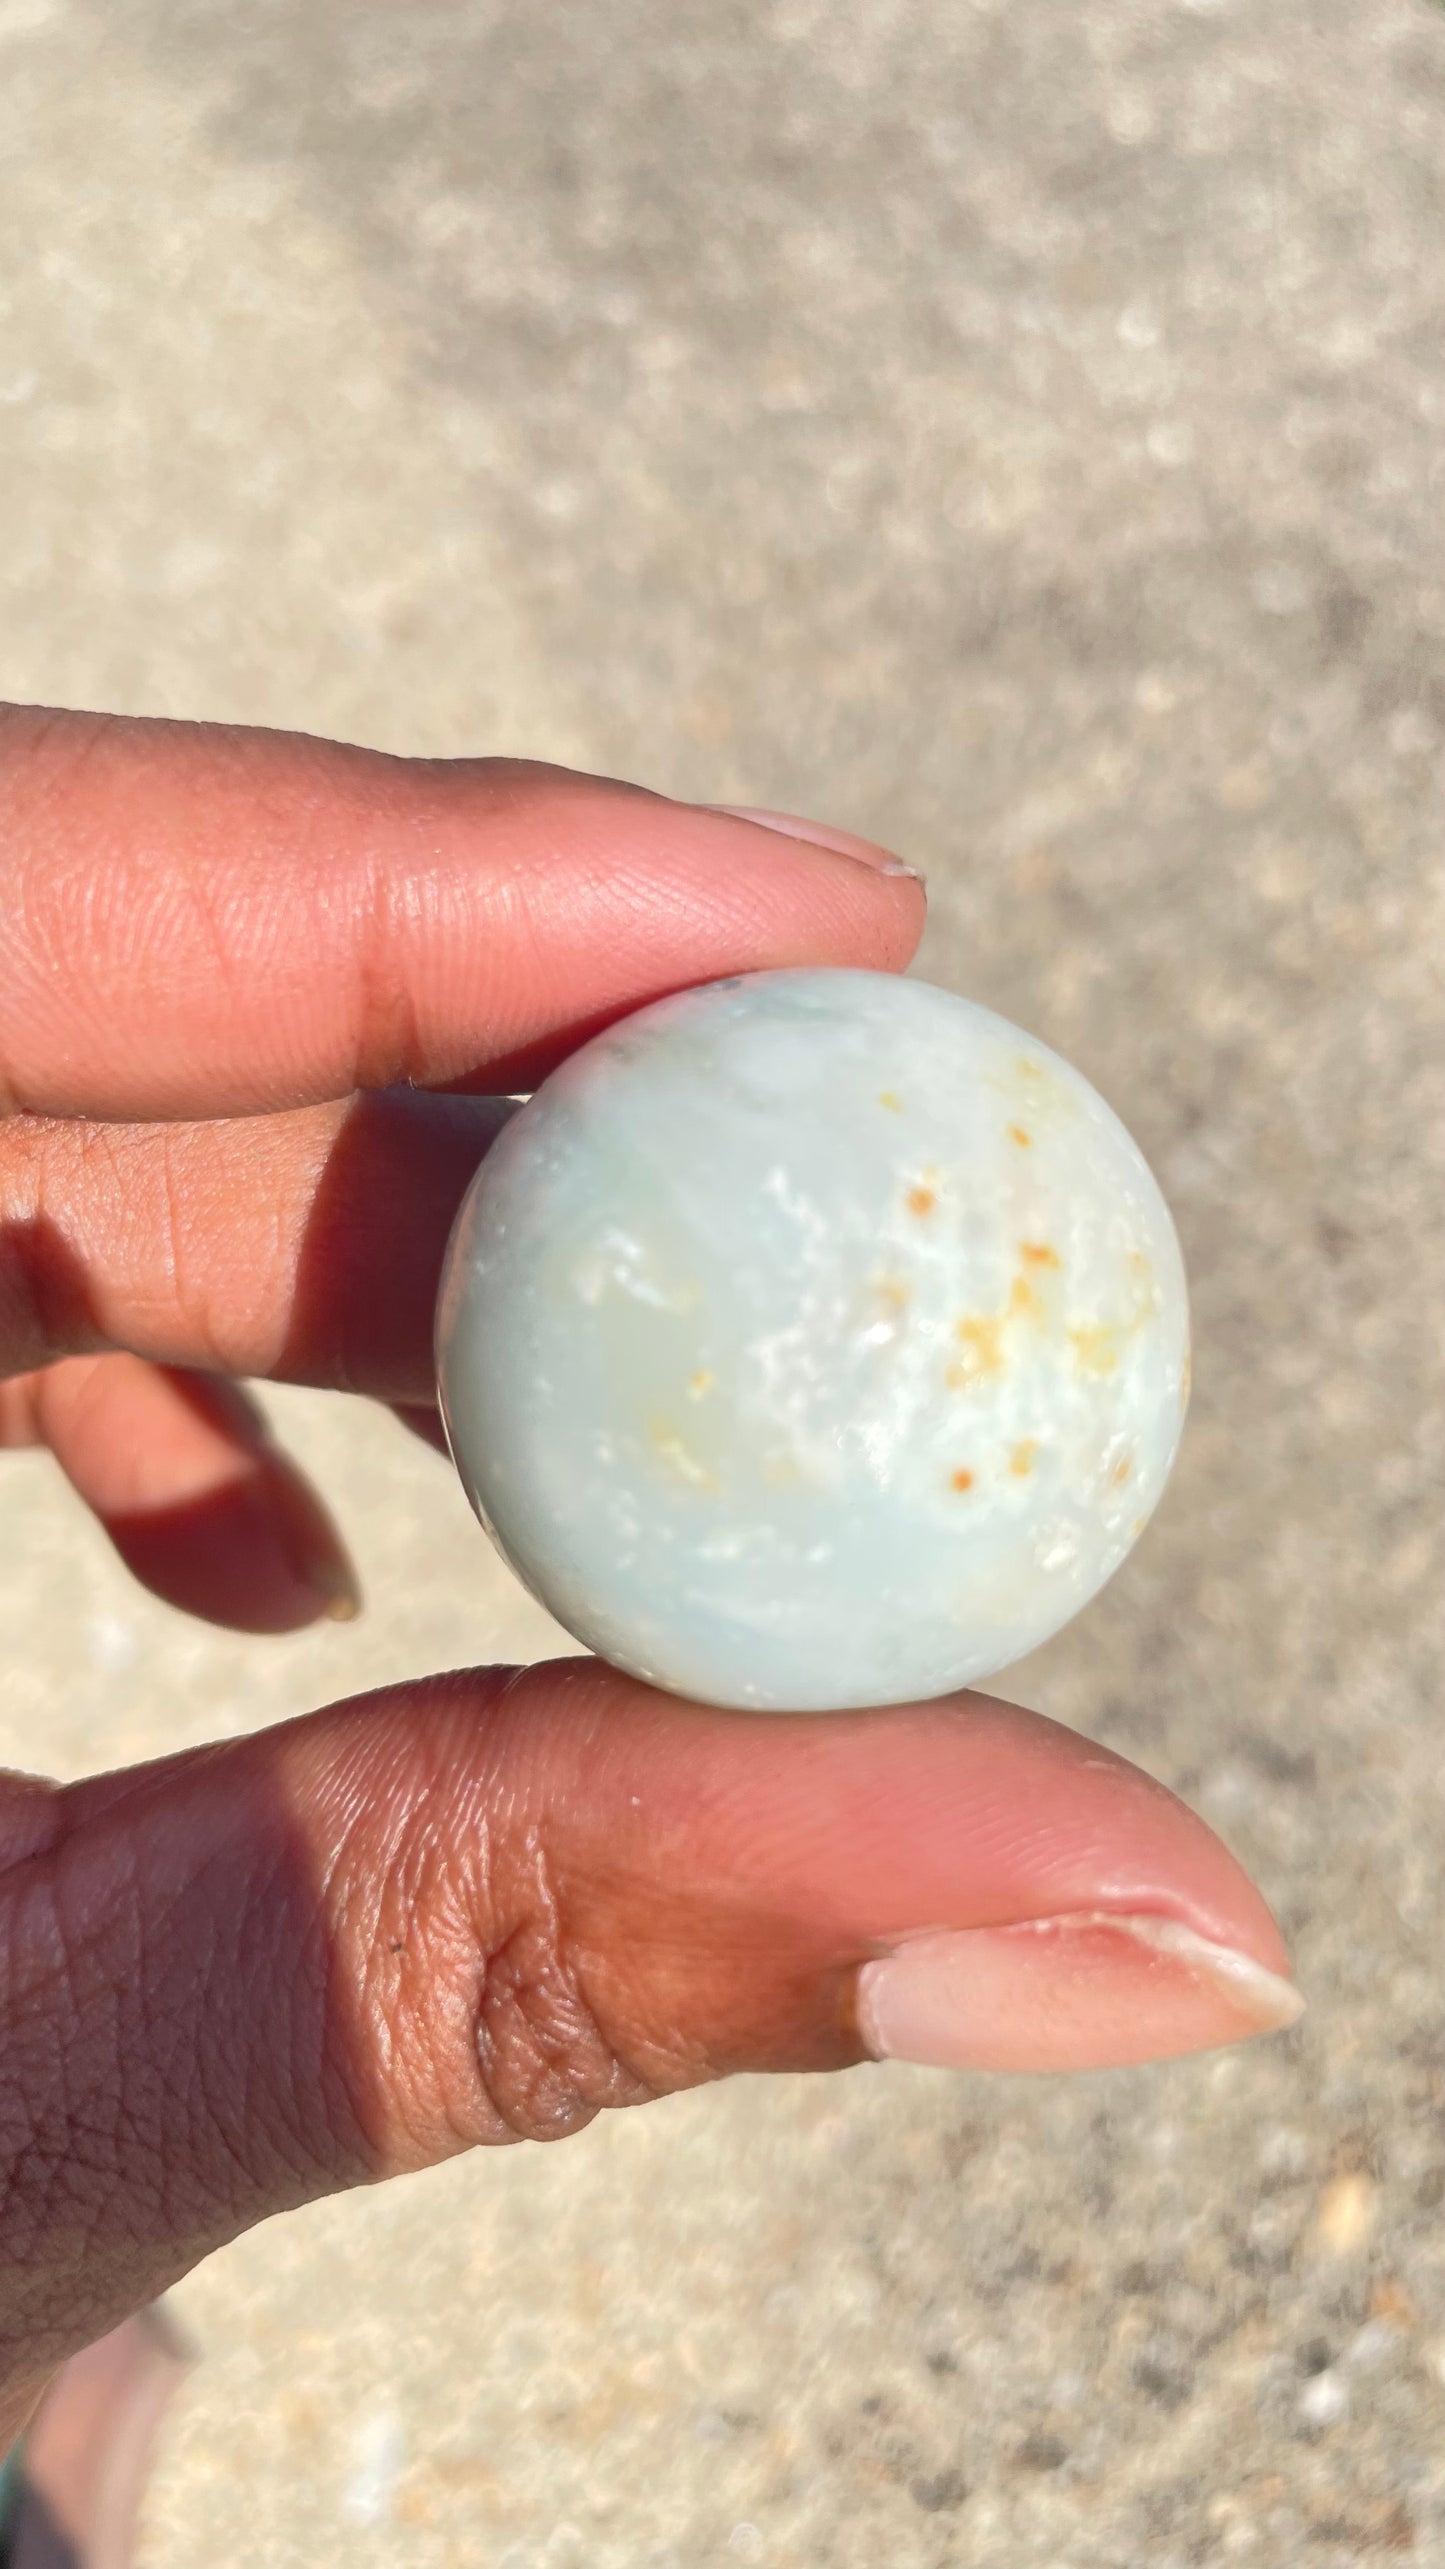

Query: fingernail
266 1468 363 1622
856 1911 1304 2077
311 1558 363 1622
282 1521 363 1621
704 805 925 883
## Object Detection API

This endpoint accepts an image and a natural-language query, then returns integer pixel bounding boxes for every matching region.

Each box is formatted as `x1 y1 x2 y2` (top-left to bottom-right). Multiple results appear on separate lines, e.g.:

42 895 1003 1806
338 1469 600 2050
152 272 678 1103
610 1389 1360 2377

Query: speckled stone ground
1 2 1442 2561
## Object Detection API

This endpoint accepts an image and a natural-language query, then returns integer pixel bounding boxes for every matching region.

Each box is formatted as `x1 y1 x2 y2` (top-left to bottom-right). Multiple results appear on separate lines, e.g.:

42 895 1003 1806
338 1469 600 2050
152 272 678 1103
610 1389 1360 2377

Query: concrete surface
1 0 1443 2561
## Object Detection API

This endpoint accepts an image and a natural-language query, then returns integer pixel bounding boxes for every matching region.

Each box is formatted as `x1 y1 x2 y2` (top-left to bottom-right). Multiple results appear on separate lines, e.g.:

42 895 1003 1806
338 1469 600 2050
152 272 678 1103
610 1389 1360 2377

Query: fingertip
109 1459 362 1635
262 1458 363 1626
596 1683 1294 1990
673 799 927 970
33 1354 362 1634
701 803 926 882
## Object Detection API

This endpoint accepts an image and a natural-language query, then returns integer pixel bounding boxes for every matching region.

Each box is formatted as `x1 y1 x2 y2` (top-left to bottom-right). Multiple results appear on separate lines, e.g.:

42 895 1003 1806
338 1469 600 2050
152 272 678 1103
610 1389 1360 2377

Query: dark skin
0 708 1296 2447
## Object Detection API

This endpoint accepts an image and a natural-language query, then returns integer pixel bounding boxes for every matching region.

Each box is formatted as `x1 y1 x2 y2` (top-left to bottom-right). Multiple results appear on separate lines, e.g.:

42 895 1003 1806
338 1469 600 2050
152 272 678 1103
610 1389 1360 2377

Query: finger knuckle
473 1890 655 2145
359 1823 656 2155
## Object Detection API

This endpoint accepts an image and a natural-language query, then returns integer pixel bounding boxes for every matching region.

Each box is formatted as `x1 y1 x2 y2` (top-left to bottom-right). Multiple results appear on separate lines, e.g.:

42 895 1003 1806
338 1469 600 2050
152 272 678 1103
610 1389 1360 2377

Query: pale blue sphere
436 969 1190 1711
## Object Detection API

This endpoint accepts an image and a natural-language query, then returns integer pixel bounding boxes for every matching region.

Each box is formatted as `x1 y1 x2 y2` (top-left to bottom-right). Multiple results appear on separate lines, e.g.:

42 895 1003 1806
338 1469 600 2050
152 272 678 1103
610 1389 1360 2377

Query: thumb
0 1663 1300 2409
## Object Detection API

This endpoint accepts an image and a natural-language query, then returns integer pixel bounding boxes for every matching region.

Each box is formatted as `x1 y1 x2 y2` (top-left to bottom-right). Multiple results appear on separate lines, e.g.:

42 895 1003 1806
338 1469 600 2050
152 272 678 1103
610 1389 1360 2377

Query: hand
0 706 1301 2448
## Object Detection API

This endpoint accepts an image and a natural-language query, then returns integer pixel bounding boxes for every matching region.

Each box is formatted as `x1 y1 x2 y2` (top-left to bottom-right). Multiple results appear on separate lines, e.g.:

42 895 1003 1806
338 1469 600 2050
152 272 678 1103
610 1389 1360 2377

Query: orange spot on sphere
951 1467 976 1493
1112 1455 1132 1484
949 1315 1006 1383
1010 1440 1038 1477
906 1185 937 1217
1069 1323 1119 1377
1007 1124 1033 1148
1020 1241 1060 1269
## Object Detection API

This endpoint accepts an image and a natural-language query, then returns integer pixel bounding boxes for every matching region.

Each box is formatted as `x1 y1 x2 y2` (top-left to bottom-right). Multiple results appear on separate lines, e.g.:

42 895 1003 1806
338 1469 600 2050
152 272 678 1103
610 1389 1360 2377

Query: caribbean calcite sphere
436 969 1190 1712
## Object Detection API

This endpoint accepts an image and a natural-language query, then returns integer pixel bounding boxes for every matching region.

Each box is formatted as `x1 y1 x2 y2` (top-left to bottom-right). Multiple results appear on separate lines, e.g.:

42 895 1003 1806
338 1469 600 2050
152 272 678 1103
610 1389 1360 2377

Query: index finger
0 709 924 1121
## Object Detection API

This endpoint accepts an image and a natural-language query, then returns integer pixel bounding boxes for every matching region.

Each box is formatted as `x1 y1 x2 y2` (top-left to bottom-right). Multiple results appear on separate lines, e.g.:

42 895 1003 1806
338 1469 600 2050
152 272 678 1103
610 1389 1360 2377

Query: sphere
435 969 1190 1711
